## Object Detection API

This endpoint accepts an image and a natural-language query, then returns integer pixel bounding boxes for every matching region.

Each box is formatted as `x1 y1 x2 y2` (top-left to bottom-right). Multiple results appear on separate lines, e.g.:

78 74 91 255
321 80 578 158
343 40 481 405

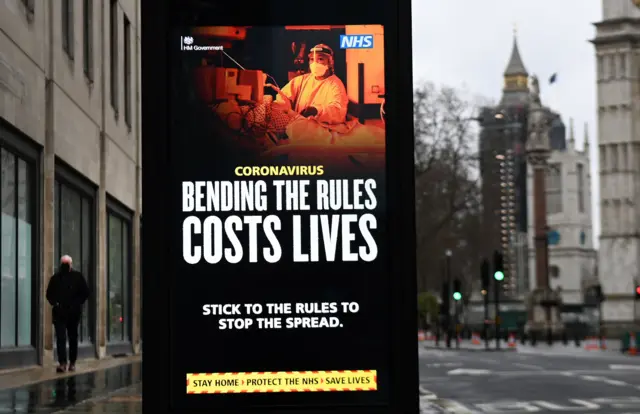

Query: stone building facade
0 0 141 370
592 0 640 329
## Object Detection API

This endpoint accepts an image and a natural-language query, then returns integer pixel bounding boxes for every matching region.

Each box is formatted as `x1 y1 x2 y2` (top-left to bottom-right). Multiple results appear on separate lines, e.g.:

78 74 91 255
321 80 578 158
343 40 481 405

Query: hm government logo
180 36 223 52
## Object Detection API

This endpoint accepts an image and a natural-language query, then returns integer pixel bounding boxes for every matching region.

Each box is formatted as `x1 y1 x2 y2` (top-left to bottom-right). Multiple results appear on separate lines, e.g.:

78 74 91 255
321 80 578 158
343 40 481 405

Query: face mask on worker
310 62 329 77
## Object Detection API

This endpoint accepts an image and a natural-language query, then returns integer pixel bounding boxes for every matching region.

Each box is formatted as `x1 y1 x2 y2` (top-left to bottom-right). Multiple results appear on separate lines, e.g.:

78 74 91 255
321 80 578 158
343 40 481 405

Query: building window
61 0 74 59
577 163 585 213
619 53 626 78
1 149 35 348
110 0 118 112
124 16 131 127
83 0 93 80
608 54 614 79
549 265 560 279
546 163 562 214
107 211 131 343
597 56 603 81
53 180 94 344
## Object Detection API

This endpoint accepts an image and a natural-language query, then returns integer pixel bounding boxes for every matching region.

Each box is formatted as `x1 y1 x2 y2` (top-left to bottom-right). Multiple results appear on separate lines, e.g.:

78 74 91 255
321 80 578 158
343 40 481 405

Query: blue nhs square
339 34 374 49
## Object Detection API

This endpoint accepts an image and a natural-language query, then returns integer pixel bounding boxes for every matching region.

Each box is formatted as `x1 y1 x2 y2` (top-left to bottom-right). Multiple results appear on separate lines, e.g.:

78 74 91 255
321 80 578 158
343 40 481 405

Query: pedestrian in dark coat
46 255 90 373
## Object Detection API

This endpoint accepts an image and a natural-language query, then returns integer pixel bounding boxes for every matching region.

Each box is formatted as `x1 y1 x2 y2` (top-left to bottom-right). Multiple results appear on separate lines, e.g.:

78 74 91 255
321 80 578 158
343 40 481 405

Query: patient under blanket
215 100 385 147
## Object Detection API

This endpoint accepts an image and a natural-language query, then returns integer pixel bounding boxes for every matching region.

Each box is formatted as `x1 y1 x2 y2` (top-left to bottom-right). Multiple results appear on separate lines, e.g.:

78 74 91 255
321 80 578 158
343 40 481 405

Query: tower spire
584 122 590 152
504 30 528 78
500 26 530 106
568 118 575 150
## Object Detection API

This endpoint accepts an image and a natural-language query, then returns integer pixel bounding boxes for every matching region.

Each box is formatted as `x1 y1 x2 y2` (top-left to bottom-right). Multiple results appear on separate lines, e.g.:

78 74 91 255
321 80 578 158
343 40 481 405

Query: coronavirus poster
142 2 416 412
172 23 388 401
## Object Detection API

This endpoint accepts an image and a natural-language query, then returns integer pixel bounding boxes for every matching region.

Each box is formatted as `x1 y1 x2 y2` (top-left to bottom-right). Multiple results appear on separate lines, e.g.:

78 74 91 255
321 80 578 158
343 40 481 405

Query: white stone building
527 120 597 305
591 0 640 329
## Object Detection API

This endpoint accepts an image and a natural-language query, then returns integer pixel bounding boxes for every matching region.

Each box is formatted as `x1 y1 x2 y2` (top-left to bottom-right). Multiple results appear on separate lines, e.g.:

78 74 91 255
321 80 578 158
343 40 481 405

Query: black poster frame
142 1 417 413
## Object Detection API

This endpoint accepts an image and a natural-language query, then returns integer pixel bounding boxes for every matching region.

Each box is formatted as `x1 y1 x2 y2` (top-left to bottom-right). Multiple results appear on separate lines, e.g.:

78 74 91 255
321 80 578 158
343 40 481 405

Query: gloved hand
300 107 318 117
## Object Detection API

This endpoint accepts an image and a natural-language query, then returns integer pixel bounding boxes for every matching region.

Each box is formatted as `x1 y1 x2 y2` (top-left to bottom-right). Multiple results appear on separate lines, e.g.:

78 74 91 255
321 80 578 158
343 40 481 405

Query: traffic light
493 250 504 281
453 279 462 301
481 259 490 290
635 285 640 300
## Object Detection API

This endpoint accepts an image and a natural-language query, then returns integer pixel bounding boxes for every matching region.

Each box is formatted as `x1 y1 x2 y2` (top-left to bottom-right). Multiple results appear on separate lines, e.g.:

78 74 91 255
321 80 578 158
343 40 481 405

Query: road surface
419 345 640 413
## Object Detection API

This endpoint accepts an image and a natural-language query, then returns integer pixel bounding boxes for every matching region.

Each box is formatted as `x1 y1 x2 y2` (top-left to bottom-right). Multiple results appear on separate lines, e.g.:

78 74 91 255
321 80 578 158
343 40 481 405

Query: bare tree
414 82 487 294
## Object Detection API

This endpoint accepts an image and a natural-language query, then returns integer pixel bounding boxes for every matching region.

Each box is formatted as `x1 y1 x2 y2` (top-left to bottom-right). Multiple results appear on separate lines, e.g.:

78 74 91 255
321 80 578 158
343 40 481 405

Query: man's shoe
68 364 76 372
56 364 67 373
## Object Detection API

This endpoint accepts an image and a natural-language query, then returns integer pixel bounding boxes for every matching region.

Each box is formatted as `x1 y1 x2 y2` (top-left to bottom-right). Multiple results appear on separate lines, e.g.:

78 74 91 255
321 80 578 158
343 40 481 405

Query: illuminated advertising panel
142 2 415 414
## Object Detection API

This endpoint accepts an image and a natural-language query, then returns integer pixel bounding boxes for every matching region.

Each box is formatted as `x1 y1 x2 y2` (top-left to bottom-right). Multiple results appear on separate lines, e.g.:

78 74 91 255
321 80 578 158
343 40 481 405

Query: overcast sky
411 0 602 245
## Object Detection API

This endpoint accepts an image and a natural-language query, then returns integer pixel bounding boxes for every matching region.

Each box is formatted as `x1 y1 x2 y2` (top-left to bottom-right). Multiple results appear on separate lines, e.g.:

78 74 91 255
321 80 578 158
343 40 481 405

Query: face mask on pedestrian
310 62 328 77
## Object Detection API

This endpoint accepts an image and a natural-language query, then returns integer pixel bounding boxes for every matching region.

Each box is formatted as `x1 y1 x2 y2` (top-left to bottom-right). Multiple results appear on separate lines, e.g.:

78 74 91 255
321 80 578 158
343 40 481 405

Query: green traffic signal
452 292 462 301
494 271 504 281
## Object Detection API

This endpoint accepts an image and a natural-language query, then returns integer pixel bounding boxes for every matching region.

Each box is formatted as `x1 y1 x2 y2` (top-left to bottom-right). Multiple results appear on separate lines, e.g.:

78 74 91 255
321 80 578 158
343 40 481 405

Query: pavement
419 341 640 413
0 362 141 413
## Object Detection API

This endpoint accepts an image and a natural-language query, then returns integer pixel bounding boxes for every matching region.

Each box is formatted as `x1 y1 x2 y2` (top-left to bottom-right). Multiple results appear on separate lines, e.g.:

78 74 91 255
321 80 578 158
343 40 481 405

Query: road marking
578 375 631 387
610 364 640 370
533 399 600 410
603 379 629 386
514 363 544 370
419 385 438 400
425 362 462 368
435 399 474 413
447 368 492 376
472 397 640 412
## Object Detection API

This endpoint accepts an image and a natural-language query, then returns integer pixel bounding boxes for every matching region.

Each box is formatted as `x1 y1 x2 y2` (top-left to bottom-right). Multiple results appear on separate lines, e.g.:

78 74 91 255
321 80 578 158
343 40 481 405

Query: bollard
546 329 553 346
520 333 526 345
574 335 581 347
531 333 537 346
562 331 568 345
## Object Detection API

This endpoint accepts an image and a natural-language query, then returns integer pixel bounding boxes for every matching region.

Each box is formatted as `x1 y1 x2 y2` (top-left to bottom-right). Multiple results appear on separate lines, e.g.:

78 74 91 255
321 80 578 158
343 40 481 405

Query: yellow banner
186 370 377 394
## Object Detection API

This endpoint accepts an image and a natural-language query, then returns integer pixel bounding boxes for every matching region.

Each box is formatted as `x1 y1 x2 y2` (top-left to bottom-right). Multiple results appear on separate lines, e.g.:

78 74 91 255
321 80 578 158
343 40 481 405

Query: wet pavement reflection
0 362 141 413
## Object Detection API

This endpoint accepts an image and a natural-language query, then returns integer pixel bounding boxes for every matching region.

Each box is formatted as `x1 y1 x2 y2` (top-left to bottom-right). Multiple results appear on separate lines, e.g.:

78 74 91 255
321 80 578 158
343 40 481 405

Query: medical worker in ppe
275 44 350 128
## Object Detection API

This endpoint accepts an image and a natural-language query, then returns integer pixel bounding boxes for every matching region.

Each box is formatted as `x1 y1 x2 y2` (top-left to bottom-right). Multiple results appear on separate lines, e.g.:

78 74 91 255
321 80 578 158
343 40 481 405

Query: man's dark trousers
54 312 80 364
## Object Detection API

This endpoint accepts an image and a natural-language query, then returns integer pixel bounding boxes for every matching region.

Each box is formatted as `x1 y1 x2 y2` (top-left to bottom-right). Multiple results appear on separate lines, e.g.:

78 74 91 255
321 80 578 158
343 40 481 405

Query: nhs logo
339 34 374 49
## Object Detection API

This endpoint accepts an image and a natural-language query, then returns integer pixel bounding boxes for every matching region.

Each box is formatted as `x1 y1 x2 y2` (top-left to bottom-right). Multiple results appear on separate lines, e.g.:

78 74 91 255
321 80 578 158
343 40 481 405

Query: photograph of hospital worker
275 44 349 127
267 42 382 149
186 25 386 168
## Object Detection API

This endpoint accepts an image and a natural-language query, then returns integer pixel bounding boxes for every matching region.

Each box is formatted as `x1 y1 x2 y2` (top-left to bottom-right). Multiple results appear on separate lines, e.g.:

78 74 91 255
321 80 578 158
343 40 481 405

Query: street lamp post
445 249 452 348
445 249 453 348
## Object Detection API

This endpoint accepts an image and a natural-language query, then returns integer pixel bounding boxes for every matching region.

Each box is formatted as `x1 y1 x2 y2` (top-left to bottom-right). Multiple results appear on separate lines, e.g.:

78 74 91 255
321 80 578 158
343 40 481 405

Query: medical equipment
194 66 265 103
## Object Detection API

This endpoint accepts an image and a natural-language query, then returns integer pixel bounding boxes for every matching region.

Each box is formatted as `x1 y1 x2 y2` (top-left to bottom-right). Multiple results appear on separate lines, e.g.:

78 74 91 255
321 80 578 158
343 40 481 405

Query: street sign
142 1 416 413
